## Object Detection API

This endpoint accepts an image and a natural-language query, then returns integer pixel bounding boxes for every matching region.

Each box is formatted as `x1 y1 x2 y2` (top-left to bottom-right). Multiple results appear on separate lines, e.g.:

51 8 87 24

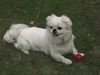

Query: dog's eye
50 26 53 29
57 27 62 30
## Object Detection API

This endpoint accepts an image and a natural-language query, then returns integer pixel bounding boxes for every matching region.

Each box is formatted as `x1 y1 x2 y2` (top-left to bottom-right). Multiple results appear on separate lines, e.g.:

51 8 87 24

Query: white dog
4 14 84 65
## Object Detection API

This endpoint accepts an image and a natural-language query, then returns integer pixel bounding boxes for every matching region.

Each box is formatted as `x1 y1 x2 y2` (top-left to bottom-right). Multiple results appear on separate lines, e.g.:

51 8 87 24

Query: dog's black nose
53 29 57 33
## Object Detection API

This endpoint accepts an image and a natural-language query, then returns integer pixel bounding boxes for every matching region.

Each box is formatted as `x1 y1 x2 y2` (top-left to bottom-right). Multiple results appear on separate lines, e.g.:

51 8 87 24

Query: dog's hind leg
21 49 29 54
14 36 31 54
14 42 30 54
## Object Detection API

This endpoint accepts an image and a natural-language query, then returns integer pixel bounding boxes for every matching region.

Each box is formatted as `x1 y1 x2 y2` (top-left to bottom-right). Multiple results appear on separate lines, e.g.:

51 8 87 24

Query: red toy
74 53 84 61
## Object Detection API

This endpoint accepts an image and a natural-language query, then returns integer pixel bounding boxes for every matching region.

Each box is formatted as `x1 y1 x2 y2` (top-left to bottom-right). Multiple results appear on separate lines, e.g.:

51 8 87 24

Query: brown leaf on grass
94 51 100 57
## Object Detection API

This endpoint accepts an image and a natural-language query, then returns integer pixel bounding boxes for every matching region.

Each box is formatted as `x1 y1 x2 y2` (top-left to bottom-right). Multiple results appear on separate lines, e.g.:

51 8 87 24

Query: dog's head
46 14 72 38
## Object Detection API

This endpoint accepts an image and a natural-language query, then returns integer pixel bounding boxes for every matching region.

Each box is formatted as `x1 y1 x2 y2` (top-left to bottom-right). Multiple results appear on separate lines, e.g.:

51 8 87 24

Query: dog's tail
3 24 29 43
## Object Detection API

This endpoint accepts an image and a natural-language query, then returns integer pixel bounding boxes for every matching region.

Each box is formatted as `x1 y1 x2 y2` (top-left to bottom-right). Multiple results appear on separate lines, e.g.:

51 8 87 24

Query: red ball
74 53 83 61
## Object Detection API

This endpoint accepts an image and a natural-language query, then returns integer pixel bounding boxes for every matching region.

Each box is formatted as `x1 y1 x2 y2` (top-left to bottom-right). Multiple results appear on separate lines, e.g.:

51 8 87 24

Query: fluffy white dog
4 14 84 65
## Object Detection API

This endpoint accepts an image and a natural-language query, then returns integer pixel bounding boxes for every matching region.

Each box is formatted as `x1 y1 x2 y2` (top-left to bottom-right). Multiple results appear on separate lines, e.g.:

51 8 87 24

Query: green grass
0 0 100 75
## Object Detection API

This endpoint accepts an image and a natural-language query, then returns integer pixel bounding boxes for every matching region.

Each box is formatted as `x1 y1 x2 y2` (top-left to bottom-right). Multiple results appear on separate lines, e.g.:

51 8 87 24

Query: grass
0 0 100 75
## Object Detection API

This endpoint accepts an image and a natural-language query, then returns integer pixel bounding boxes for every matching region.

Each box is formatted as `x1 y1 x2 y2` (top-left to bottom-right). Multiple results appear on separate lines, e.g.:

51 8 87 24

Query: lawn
0 0 100 75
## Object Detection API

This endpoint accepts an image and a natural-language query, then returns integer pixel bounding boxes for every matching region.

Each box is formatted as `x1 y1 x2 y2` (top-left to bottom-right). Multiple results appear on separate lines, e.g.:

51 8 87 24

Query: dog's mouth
53 33 62 37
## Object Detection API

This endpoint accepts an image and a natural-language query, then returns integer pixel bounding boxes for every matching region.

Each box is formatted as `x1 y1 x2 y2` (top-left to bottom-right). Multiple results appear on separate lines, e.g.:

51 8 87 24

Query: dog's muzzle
52 29 61 36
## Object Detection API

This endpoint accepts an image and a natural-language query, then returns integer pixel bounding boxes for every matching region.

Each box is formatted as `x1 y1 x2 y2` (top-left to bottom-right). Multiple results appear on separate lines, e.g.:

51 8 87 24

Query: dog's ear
61 15 72 27
46 14 56 21
46 16 52 22
46 15 52 26
46 14 56 26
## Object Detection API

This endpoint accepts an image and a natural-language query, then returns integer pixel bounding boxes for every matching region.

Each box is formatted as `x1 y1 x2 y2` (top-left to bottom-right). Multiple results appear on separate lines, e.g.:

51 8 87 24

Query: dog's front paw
79 53 85 56
74 52 85 56
64 59 72 65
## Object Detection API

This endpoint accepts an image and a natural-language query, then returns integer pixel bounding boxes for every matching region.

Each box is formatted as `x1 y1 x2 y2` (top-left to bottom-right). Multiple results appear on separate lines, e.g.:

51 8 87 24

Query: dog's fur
3 14 84 65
